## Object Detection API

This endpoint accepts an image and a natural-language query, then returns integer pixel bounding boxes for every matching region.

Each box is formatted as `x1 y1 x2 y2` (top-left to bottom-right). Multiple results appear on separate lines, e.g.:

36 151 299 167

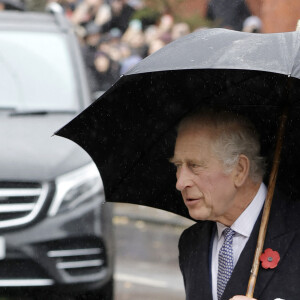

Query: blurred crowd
58 0 261 95
0 0 262 95
50 0 193 94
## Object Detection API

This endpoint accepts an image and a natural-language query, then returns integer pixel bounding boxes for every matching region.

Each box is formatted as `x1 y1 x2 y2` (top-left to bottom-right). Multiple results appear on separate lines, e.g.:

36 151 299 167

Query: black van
0 6 114 299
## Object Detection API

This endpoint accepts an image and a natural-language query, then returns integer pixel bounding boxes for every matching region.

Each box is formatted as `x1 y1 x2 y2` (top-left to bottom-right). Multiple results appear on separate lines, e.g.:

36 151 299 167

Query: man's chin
187 209 210 221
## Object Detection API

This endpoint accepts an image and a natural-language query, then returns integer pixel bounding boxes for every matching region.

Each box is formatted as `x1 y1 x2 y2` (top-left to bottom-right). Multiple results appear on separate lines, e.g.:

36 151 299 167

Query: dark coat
206 0 250 31
101 4 135 34
87 58 120 93
178 190 300 300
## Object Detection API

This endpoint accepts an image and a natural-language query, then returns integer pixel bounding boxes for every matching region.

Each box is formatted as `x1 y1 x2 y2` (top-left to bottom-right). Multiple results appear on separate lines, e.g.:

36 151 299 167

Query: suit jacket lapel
254 191 296 299
179 221 215 300
196 221 214 300
222 190 296 299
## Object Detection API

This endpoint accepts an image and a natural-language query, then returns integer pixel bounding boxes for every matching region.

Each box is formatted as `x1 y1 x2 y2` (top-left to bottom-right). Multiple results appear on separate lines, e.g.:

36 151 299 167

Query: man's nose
176 166 193 191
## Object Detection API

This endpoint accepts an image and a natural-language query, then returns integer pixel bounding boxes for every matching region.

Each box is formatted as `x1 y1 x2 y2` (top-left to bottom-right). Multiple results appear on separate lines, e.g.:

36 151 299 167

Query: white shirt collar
217 182 267 239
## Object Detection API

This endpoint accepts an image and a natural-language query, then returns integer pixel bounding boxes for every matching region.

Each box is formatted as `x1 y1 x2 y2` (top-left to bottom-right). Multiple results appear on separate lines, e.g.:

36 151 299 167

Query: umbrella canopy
55 28 300 219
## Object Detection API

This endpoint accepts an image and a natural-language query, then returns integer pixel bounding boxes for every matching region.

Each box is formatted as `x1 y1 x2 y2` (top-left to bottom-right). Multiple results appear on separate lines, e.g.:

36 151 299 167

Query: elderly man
170 109 300 300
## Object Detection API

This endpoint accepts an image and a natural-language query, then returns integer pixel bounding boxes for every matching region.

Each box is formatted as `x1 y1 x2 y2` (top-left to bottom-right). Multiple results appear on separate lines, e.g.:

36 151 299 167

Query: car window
0 31 79 111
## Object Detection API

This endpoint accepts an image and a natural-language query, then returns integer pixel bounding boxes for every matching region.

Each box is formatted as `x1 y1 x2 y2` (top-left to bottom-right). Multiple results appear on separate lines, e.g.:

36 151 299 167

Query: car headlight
48 163 104 216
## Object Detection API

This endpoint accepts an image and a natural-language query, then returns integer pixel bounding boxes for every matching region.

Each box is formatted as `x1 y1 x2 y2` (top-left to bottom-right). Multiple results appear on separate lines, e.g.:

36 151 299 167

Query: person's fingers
229 296 257 300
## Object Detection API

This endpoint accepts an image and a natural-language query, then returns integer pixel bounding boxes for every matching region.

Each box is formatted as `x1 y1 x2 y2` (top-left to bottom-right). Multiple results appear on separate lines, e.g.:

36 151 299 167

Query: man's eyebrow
168 157 178 164
189 160 207 167
168 157 207 167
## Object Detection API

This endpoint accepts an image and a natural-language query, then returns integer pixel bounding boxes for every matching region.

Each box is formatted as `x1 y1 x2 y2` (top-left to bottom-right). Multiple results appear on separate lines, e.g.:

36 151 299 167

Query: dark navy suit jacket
178 191 300 300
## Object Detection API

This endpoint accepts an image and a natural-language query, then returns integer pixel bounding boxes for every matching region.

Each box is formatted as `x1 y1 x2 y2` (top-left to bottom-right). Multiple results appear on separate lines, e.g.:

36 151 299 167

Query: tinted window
0 31 79 111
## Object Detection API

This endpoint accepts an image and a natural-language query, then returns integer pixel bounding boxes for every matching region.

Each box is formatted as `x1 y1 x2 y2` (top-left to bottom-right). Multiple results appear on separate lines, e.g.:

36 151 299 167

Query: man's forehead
173 131 212 156
170 154 208 166
176 123 218 143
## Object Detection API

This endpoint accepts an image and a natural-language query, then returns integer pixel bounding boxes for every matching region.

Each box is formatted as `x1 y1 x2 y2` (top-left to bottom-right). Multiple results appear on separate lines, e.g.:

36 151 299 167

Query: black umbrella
55 28 300 295
56 28 300 215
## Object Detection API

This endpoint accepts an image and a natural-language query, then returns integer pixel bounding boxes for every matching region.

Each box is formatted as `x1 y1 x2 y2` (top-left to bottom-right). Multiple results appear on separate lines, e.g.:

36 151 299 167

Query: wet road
113 213 189 300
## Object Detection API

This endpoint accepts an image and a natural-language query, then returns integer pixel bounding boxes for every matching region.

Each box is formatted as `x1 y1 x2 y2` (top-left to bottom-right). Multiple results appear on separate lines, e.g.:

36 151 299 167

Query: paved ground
113 203 194 227
113 204 195 300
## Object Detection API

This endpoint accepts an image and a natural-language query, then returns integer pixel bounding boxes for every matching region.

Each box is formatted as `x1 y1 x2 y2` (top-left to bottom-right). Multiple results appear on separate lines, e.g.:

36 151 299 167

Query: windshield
0 31 79 111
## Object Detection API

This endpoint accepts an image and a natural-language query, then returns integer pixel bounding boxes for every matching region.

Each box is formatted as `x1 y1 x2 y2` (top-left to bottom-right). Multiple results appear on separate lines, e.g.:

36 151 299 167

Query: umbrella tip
51 131 58 137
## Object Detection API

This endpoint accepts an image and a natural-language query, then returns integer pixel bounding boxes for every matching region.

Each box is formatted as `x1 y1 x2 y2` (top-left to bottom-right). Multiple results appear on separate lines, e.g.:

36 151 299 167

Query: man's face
171 125 238 223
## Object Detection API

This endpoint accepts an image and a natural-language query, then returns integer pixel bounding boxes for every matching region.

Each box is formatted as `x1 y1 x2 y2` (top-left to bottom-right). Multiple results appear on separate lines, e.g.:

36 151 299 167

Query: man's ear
234 154 250 187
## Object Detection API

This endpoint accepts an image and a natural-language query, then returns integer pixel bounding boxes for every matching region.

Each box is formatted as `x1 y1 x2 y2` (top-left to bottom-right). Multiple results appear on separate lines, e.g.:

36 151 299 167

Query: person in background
89 51 120 93
120 53 141 74
147 38 166 55
206 0 251 31
81 22 102 79
71 0 111 28
171 22 190 41
0 0 24 10
101 0 135 34
242 15 262 33
122 19 147 57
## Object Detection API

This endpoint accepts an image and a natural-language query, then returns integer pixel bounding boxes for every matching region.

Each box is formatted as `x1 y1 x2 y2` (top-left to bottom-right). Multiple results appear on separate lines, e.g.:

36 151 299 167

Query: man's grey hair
178 109 265 182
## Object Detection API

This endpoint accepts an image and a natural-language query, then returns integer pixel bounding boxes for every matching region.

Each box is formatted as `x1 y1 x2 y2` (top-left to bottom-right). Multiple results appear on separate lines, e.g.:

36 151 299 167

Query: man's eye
190 164 198 168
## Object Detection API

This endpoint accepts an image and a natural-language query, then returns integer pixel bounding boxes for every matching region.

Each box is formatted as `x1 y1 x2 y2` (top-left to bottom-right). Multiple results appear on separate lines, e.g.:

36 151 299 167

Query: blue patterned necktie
217 227 235 300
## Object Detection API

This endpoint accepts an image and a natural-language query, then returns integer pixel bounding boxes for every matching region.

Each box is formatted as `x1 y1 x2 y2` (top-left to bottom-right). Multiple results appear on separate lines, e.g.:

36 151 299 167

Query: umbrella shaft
246 107 288 297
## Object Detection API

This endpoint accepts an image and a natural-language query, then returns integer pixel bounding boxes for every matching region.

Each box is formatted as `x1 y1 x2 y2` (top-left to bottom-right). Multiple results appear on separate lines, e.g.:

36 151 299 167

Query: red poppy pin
260 248 280 269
